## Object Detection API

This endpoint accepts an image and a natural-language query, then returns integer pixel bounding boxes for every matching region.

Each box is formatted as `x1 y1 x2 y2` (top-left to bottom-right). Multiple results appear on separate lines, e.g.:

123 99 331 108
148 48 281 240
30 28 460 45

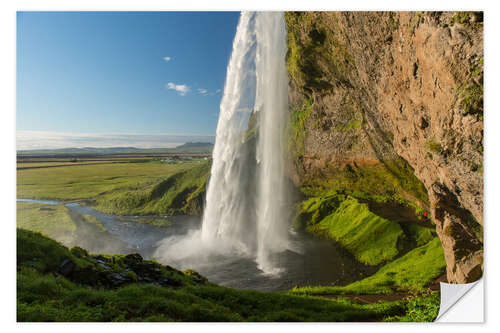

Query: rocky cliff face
285 11 483 283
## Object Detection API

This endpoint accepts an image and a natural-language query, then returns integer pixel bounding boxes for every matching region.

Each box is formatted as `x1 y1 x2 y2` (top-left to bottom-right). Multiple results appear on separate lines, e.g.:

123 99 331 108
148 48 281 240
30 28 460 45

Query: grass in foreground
16 229 439 322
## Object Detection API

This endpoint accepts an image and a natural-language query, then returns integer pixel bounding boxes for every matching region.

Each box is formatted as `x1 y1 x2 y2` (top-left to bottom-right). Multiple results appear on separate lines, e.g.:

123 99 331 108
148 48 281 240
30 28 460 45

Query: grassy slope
17 229 440 322
301 195 404 265
291 237 445 295
94 161 210 216
17 159 210 216
293 190 445 295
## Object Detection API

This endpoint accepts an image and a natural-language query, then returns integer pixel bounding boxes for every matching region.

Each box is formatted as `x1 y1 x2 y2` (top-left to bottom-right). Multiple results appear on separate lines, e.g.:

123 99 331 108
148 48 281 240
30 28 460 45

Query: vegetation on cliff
283 10 483 284
297 195 404 265
291 237 445 296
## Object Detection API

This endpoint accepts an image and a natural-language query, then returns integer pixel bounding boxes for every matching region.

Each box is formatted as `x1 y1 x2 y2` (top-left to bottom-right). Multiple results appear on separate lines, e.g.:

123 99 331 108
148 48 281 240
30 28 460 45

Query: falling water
201 11 291 273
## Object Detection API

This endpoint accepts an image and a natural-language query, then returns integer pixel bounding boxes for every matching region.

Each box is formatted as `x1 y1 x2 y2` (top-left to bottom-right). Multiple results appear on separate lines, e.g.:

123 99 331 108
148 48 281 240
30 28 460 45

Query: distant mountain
17 143 214 156
176 142 213 148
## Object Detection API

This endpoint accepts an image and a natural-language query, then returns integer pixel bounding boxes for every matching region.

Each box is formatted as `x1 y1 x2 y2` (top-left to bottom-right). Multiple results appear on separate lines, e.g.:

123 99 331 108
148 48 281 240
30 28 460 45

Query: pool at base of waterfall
18 198 376 291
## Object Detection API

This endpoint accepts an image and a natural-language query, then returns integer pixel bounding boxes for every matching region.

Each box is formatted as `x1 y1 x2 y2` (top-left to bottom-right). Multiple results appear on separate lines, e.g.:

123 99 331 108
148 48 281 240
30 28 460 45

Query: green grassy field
17 157 210 216
17 202 76 245
17 159 204 201
17 229 440 322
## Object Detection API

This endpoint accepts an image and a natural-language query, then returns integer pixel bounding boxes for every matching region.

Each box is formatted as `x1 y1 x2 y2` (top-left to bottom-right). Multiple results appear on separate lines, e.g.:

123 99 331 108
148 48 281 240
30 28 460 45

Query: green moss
70 246 88 258
459 83 483 119
443 225 453 237
303 158 429 207
287 97 313 161
451 12 483 26
425 139 443 155
406 224 436 247
285 12 353 92
124 270 138 282
388 12 399 30
306 196 404 266
336 119 362 131
471 162 482 173
291 238 445 295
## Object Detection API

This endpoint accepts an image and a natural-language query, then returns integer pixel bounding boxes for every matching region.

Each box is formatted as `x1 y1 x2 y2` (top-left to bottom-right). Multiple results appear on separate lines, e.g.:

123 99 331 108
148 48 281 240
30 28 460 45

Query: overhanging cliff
285 11 483 283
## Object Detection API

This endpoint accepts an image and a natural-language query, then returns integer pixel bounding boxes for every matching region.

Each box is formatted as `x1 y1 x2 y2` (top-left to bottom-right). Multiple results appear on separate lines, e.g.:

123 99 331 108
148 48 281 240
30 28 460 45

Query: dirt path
314 274 447 304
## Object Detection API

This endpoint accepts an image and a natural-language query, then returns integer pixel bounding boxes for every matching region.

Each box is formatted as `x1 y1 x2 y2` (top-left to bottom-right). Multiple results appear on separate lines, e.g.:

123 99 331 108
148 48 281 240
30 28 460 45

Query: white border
3 0 499 331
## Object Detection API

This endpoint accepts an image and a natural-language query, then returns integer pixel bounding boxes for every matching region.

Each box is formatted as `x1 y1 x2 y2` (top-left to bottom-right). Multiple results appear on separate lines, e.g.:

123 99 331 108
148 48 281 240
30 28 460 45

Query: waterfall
201 11 291 273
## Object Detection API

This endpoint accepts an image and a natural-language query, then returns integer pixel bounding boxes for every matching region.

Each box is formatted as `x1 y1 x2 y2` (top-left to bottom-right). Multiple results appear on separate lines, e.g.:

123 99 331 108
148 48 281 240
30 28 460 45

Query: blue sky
16 11 240 149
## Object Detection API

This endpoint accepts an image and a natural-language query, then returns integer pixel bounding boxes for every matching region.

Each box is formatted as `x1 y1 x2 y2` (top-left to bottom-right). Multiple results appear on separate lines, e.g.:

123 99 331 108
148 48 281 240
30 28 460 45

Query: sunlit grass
17 160 203 201
290 237 445 295
17 202 76 245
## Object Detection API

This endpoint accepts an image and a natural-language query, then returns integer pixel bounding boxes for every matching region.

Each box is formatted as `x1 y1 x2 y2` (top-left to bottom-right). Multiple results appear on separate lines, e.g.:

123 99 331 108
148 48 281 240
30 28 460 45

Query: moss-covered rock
285 11 483 283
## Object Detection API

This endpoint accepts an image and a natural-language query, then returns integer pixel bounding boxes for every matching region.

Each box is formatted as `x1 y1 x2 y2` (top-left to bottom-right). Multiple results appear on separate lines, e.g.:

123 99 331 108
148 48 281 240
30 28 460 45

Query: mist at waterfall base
153 12 368 290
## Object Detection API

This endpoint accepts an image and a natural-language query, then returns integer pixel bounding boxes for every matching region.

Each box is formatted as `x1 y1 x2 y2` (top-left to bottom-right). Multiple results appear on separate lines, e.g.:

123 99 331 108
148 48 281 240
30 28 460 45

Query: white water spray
156 12 291 274
201 12 291 273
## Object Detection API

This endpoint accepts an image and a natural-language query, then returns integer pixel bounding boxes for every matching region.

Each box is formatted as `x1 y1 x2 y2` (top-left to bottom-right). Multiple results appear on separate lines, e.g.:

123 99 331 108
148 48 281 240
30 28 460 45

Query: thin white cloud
197 88 222 97
163 56 171 62
16 130 215 150
166 82 190 96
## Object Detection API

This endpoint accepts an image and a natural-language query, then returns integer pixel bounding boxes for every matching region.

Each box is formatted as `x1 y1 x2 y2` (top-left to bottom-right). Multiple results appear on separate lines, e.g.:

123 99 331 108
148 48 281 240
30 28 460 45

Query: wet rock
123 253 143 266
93 255 111 263
57 259 76 277
98 263 112 270
159 276 183 288
131 261 163 279
106 272 129 288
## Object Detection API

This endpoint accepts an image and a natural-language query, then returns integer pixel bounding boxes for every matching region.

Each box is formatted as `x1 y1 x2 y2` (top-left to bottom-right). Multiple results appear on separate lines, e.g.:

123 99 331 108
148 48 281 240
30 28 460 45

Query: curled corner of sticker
435 278 484 322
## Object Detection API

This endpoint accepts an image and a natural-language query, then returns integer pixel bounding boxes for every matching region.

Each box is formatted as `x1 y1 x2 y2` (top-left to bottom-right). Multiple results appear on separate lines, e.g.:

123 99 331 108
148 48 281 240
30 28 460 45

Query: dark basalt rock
93 255 111 263
123 253 143 266
130 261 163 279
159 276 183 288
106 272 130 287
57 258 76 277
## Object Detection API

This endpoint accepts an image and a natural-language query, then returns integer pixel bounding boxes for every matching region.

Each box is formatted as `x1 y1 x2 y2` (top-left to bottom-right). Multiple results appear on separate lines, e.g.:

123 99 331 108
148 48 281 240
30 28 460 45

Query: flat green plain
17 159 205 202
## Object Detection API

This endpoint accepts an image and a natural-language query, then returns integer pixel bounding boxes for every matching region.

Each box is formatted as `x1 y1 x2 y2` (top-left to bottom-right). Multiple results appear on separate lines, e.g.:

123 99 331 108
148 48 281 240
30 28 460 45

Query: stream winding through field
17 198 375 291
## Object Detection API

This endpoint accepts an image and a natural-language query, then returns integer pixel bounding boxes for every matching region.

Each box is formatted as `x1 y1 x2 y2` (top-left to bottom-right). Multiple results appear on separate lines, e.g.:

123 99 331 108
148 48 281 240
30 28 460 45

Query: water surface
17 198 375 291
